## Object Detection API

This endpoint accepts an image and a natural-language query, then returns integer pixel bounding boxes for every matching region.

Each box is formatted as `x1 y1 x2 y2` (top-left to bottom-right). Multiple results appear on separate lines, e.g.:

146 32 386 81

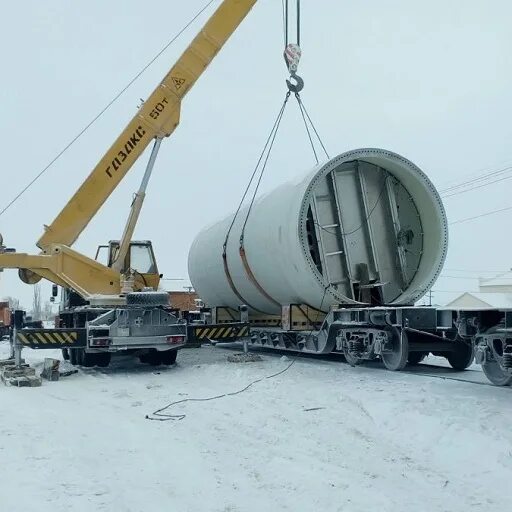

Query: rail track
214 342 511 390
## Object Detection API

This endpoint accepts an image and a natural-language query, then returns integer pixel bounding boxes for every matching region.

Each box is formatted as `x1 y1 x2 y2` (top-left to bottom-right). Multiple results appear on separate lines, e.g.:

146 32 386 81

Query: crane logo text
105 125 146 178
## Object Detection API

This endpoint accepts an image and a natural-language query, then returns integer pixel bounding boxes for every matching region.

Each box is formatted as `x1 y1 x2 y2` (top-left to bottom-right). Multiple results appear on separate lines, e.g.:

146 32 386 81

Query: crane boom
37 0 257 250
0 0 258 297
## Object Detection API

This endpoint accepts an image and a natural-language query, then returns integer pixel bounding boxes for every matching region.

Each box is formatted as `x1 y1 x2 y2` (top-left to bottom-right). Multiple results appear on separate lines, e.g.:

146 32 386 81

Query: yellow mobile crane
0 0 257 367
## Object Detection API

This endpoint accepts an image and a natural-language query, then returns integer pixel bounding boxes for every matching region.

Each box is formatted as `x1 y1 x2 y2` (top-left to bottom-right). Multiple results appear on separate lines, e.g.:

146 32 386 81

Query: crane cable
235 88 328 244
0 0 217 219
240 92 291 239
219 90 293 313
283 0 300 47
219 0 330 312
233 0 329 246
222 91 291 252
295 92 330 163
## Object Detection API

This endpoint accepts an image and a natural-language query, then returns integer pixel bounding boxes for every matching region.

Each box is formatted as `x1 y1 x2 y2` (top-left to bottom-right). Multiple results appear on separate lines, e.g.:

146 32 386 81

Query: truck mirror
52 284 58 297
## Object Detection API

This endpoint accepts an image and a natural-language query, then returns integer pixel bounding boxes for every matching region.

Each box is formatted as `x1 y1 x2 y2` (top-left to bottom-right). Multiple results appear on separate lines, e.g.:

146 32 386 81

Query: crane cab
95 240 161 291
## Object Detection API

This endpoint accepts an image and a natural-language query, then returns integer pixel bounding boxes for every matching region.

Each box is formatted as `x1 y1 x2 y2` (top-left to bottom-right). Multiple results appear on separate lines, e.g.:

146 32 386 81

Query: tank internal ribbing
301 159 423 305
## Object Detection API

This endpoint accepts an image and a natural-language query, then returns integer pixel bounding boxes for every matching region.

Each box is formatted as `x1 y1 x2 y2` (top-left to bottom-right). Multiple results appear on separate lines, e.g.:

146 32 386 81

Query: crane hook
286 73 304 93
283 43 304 93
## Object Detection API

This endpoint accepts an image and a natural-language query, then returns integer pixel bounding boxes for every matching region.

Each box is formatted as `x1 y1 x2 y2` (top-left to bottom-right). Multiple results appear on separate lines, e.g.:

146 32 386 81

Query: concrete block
41 358 60 381
4 375 42 387
0 358 25 367
2 366 36 379
27 375 42 387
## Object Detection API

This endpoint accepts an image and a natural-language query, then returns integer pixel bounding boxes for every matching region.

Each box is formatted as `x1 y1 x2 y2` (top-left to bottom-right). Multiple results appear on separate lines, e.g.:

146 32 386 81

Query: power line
440 270 510 278
430 290 479 293
439 275 483 279
439 162 512 195
449 204 512 225
441 173 512 198
434 160 512 223
0 0 217 218
443 268 511 273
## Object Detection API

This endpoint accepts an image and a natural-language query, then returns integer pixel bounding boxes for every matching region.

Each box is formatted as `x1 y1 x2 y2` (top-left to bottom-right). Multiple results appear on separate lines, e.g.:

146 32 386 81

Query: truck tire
62 348 70 361
126 291 169 306
139 350 177 366
95 352 111 368
75 348 86 366
69 348 79 365
82 352 97 368
70 349 91 367
76 351 111 368
139 351 158 365
160 349 178 365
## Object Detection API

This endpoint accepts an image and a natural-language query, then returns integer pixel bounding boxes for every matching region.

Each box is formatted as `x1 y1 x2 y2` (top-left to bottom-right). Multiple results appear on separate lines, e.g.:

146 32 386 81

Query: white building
478 271 512 293
444 270 512 309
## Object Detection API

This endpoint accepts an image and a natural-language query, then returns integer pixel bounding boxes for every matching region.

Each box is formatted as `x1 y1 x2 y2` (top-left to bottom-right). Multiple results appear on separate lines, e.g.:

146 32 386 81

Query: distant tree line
4 284 55 321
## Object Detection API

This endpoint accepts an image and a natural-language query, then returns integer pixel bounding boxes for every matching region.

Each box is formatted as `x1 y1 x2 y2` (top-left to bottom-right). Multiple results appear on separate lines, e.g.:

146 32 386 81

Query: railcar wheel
478 326 512 386
446 339 474 370
482 360 512 386
343 346 363 367
342 335 364 367
381 328 408 371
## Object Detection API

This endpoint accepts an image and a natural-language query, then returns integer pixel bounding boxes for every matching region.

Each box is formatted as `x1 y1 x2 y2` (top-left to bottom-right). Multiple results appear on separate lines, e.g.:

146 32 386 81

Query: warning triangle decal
172 76 186 90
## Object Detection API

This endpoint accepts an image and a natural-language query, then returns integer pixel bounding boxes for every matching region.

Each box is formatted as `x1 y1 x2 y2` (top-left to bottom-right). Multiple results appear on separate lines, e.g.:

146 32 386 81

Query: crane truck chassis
0 0 258 369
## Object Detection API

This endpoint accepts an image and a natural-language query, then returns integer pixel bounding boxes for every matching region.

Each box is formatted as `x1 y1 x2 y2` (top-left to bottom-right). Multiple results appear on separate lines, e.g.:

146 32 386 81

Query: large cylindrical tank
188 148 448 314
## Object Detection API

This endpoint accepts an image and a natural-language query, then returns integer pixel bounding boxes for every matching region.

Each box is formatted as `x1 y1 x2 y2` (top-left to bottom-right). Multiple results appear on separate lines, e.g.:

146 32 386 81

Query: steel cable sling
221 91 291 312
222 0 330 312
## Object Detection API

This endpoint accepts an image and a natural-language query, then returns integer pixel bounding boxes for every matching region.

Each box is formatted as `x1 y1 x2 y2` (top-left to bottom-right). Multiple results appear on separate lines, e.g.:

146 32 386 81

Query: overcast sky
1 0 512 309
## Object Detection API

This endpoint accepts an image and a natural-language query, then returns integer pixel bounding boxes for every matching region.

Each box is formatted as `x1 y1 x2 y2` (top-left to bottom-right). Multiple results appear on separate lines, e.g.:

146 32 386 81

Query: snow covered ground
1 340 511 512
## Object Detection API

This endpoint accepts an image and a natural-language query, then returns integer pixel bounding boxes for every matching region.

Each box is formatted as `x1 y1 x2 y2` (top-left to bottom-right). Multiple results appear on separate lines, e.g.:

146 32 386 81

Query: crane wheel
69 349 111 367
95 352 111 367
80 351 111 368
69 348 79 365
159 349 178 365
139 351 161 366
139 349 177 366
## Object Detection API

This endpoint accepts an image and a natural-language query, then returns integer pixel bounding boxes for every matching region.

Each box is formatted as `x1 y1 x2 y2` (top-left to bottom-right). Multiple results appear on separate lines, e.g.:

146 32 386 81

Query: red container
0 301 11 328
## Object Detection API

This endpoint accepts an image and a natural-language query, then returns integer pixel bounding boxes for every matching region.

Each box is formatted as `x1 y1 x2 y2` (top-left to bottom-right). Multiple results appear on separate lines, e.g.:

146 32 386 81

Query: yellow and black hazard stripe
191 323 250 342
16 329 87 349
